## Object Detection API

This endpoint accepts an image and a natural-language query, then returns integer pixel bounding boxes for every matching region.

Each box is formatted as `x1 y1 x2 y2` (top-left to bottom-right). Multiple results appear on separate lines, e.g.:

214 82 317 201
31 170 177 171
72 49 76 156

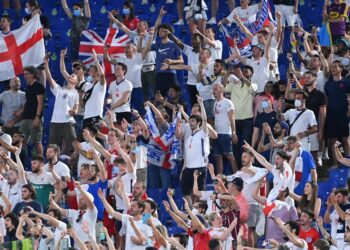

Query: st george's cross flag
0 14 45 81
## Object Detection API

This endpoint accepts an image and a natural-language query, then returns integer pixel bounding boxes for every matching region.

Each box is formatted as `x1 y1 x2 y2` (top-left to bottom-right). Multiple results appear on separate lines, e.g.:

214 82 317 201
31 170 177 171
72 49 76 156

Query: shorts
247 204 261 228
185 10 208 21
274 4 297 27
212 134 233 156
83 116 102 130
181 167 206 196
19 119 43 144
115 112 132 124
326 113 349 138
155 72 179 97
203 99 215 120
309 133 319 152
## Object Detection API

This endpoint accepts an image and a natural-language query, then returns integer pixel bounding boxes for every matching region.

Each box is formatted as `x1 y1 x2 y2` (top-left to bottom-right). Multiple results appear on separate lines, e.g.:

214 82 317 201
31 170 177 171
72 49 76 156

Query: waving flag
79 28 129 76
220 0 273 57
0 14 45 81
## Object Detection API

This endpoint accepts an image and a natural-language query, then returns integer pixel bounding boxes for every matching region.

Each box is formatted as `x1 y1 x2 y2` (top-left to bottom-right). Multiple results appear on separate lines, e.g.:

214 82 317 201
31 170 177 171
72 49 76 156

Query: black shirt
273 0 295 6
4 228 17 243
305 88 327 119
23 81 45 119
325 78 350 113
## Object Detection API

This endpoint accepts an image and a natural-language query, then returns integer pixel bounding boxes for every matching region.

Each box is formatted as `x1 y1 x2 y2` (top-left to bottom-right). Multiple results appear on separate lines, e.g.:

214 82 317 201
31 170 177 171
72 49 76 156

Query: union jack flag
79 28 130 77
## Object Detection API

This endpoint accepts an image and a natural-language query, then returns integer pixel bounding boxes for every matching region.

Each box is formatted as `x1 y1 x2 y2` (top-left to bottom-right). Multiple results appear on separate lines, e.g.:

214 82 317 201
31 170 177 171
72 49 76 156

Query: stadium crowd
1 0 350 249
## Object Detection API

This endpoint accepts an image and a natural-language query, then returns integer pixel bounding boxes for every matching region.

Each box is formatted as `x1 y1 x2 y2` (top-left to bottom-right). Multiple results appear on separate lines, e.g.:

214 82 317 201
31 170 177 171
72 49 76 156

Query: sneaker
165 0 173 3
317 153 323 167
174 19 184 25
207 17 217 25
322 148 330 160
141 0 148 4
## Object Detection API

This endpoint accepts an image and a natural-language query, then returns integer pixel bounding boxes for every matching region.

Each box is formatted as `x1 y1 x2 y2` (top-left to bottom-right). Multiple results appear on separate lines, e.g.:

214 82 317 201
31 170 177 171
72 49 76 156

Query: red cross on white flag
0 14 45 81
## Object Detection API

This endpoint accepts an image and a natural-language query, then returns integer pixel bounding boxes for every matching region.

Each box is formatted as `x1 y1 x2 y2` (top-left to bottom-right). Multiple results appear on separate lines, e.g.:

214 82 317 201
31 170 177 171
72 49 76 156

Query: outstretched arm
61 0 73 19
243 141 273 172
83 0 91 18
59 49 70 81
97 188 122 221
92 49 106 85
44 56 57 89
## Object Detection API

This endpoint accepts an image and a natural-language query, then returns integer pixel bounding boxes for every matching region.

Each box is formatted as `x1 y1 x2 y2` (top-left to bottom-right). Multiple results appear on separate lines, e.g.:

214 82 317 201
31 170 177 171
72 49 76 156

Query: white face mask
191 208 199 215
342 57 350 66
112 23 118 29
294 99 302 108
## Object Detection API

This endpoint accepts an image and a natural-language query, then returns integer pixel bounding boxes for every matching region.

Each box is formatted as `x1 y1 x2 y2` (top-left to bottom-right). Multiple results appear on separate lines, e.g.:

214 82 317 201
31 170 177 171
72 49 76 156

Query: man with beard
243 141 293 215
258 121 289 163
50 181 98 248
12 184 43 217
129 181 148 201
298 209 320 250
24 155 58 211
4 213 18 243
44 144 70 179
219 194 240 246
309 52 329 93
0 77 26 136
303 71 327 167
98 189 153 249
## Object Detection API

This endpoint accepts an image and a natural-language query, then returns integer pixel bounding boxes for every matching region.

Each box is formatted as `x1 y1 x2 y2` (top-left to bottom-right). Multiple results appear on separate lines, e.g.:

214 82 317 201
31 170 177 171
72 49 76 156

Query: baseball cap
228 176 244 190
252 43 264 51
336 38 350 49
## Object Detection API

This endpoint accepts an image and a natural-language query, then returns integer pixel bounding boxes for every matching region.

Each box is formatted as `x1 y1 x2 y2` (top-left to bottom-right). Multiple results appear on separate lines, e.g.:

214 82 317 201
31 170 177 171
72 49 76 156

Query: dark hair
301 209 315 220
304 71 317 78
158 24 174 34
214 59 225 68
206 27 216 36
114 157 126 165
242 65 254 74
242 150 254 158
1 15 12 23
23 66 38 80
132 199 145 213
192 33 203 42
72 2 83 9
198 200 208 214
299 182 318 214
286 136 297 143
313 239 330 250
47 144 61 155
335 188 349 197
189 114 202 126
294 89 309 99
123 1 136 20
31 154 45 163
286 220 300 235
169 84 181 93
115 62 128 75
27 0 39 9
22 184 37 199
276 150 289 161
208 238 222 250
144 199 157 215
332 60 344 70
192 103 201 113
202 47 212 57
48 208 62 221
282 187 290 197
4 213 19 228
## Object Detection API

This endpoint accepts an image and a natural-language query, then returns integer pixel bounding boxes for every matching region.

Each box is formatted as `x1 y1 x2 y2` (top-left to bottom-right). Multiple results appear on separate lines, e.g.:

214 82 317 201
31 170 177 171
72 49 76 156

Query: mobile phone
61 176 66 182
67 222 72 230
213 179 219 185
289 73 294 79
142 213 151 224
23 206 30 213
169 189 175 196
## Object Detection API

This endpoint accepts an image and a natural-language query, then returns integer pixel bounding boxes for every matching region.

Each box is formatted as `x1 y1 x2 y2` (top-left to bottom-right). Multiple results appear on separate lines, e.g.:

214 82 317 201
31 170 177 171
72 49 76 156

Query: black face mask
283 235 289 241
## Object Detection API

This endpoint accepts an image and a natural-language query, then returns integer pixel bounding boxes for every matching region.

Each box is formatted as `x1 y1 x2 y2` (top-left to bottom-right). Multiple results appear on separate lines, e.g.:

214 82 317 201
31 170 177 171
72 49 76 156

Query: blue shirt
151 41 181 73
87 180 108 220
325 78 350 113
294 150 316 195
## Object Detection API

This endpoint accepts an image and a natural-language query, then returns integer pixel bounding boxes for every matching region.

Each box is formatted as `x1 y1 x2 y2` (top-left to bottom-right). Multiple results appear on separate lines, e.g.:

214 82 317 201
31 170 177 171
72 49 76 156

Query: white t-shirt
26 171 56 185
192 62 216 101
84 81 106 119
227 4 259 23
0 133 12 157
44 161 71 178
209 227 233 250
201 190 219 215
121 214 153 250
50 85 79 123
183 45 200 86
51 221 69 250
108 79 133 113
117 54 144 88
316 70 327 93
284 109 318 151
284 240 308 250
246 57 270 93
0 218 5 238
214 98 235 134
184 127 209 168
68 207 98 248
0 180 23 210
206 40 223 61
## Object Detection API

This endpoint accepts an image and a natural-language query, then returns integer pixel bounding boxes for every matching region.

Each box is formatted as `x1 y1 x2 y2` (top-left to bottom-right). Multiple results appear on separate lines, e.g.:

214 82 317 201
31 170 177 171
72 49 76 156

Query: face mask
122 8 131 15
261 101 269 109
112 23 118 29
86 75 92 82
73 9 81 17
294 99 302 108
191 208 199 215
25 7 31 15
342 58 350 66
112 165 120 176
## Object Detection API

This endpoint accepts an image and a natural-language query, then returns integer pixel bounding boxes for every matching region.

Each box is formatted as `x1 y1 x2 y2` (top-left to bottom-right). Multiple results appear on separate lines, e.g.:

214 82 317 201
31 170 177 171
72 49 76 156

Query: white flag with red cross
79 28 129 77
0 14 45 81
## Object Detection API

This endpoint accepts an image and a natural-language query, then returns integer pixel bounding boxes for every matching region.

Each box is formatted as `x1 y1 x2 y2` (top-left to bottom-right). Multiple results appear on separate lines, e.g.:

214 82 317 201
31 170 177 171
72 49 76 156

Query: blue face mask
25 7 31 15
86 75 92 82
122 8 131 15
112 165 120 176
261 101 269 109
73 9 81 17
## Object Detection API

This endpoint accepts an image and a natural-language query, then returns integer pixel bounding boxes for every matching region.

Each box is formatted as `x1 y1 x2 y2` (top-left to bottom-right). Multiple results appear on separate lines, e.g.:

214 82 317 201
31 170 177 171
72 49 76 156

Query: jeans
233 118 254 166
147 163 172 189
141 70 156 101
131 87 145 115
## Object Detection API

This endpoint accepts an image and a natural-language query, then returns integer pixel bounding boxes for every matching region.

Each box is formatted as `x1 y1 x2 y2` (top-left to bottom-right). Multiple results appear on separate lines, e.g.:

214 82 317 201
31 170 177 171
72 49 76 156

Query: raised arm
197 95 207 132
98 188 122 220
168 32 185 50
50 194 68 217
243 140 273 172
29 207 61 228
0 193 11 215
115 140 134 173
107 11 132 36
166 190 188 220
232 12 253 40
59 49 70 81
183 198 205 234
93 151 106 182
44 56 57 89
83 129 112 161
83 0 91 18
163 201 189 231
92 49 106 85
193 170 203 198
75 181 95 210
274 11 282 45
103 44 117 65
334 141 350 166
274 217 305 248
214 217 237 241
153 6 166 31
61 0 73 19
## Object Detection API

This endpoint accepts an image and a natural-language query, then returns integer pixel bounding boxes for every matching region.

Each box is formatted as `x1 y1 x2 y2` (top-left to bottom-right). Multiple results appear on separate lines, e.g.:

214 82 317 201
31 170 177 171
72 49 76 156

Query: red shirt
299 226 320 250
105 148 119 180
188 229 211 250
123 17 139 30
